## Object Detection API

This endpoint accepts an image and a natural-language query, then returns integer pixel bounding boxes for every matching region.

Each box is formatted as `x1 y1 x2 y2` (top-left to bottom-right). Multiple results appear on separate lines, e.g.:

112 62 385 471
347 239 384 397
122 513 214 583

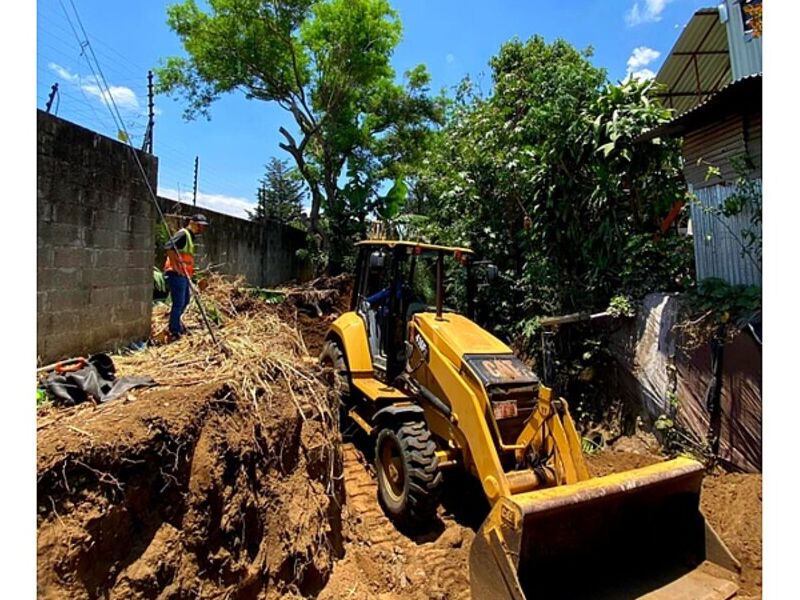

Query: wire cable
57 0 225 353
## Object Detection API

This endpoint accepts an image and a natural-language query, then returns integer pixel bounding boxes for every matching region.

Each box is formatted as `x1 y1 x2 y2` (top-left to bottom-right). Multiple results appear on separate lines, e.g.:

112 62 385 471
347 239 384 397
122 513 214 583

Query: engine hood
412 313 512 368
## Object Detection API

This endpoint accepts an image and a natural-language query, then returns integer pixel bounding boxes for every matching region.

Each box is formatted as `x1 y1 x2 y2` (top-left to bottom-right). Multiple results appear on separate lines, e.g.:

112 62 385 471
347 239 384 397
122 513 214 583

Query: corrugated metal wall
681 111 761 189
723 0 762 80
690 182 762 286
682 114 746 188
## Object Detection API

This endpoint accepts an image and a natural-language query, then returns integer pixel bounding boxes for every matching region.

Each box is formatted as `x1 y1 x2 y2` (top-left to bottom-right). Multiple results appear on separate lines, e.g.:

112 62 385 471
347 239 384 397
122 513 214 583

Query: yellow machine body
325 240 740 600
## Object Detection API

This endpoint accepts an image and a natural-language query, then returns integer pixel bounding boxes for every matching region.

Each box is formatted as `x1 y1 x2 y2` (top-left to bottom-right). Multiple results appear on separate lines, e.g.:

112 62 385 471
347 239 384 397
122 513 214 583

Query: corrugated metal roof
636 74 761 142
654 8 731 116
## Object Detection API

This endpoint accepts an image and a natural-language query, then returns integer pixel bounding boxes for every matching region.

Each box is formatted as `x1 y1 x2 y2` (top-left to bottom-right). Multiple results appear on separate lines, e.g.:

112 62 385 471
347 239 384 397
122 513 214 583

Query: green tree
156 0 441 272
249 157 306 228
412 36 691 341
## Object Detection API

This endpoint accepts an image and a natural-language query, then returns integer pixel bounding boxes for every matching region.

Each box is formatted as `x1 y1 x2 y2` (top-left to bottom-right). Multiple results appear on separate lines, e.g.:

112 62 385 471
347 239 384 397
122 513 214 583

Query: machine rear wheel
375 419 443 528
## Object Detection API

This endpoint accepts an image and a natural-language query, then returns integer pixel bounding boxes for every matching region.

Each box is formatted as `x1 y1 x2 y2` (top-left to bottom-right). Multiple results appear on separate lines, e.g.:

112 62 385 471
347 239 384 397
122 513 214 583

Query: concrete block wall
158 198 312 287
37 110 157 363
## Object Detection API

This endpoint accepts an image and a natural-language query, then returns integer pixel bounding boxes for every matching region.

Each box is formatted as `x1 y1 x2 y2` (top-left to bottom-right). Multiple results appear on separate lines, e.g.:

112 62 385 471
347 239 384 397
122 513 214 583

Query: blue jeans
166 272 191 336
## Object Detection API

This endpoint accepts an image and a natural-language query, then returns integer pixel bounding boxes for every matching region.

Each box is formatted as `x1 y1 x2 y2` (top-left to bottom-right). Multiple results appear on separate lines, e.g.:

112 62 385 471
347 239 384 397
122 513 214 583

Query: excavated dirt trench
37 276 762 599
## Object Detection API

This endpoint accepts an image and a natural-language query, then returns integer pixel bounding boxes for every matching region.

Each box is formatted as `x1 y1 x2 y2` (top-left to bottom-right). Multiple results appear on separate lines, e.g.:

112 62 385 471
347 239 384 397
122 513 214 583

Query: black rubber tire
319 339 351 429
375 419 443 528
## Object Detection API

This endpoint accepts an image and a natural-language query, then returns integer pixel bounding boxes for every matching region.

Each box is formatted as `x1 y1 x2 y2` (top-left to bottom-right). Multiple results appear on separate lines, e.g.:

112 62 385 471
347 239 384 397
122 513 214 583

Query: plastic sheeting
608 293 761 473
607 293 681 420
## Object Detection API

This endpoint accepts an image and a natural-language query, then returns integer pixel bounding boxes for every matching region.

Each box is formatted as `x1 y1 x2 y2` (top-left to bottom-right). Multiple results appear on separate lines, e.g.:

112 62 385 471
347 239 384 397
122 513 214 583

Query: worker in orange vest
163 214 209 340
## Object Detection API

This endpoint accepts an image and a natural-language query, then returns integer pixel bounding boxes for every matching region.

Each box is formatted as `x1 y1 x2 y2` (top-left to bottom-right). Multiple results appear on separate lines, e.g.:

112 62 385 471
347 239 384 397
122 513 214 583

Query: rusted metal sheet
689 182 762 287
608 293 761 474
682 114 747 187
676 327 762 473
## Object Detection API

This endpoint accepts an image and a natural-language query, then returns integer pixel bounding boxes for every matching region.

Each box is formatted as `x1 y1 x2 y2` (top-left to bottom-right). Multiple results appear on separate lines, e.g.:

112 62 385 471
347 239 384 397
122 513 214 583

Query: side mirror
486 264 498 281
369 250 385 269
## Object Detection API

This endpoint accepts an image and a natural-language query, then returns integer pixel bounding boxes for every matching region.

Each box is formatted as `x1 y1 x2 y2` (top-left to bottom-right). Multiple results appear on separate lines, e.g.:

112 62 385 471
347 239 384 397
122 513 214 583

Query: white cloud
158 187 257 220
625 0 673 26
627 46 660 71
446 53 455 64
47 61 140 112
81 83 140 111
48 62 79 83
625 46 660 81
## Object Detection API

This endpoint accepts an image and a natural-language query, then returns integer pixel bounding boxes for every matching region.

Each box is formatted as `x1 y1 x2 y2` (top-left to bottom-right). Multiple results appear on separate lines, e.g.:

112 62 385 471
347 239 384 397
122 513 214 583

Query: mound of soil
701 473 762 598
37 273 357 599
37 380 343 600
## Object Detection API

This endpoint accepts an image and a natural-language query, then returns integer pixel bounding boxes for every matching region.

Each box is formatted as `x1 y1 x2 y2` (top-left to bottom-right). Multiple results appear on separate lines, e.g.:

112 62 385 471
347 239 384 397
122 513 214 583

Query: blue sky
37 0 711 217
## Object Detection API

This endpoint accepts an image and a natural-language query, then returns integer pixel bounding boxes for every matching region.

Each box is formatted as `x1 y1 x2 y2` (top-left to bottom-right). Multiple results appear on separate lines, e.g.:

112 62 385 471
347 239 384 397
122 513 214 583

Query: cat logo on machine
482 358 526 380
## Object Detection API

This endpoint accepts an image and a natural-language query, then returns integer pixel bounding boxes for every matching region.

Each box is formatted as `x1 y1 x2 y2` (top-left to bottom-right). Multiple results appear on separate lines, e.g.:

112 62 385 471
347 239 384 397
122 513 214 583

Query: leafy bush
411 36 689 349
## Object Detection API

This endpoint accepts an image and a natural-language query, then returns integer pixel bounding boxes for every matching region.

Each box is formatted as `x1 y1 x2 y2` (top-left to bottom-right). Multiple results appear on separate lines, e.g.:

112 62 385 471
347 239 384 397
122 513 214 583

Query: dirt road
319 443 473 600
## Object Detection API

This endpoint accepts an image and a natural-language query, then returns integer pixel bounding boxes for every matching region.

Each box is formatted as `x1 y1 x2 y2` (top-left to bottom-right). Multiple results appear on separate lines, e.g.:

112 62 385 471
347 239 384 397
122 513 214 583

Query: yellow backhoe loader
320 240 740 599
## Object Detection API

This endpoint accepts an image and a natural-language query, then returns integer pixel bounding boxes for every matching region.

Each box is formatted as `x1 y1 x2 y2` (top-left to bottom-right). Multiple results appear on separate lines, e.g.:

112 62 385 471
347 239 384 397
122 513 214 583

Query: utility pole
45 82 59 114
142 70 155 153
192 156 199 207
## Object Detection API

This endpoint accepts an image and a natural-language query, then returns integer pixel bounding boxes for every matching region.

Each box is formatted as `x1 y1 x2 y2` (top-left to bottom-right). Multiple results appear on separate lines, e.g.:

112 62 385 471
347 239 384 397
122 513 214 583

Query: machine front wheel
375 419 443 528
319 339 352 433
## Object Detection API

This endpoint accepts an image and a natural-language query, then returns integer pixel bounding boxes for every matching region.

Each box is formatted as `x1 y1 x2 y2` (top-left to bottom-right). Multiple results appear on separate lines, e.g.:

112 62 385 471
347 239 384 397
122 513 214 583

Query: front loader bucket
469 458 740 600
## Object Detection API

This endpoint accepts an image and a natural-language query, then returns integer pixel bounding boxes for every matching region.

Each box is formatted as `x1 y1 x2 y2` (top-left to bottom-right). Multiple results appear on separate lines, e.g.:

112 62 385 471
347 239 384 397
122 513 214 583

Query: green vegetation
249 158 307 229
157 0 442 272
159 7 691 315
247 288 287 304
409 37 691 343
153 266 167 294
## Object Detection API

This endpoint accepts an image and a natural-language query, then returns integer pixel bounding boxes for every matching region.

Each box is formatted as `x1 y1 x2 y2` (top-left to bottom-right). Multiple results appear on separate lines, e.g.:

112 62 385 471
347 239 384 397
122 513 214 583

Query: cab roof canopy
355 239 474 256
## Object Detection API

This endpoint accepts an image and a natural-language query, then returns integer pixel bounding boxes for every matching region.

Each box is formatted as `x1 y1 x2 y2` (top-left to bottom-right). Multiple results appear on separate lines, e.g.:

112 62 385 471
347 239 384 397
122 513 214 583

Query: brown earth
318 443 473 600
701 472 763 598
38 274 761 599
37 275 346 600
37 380 343 600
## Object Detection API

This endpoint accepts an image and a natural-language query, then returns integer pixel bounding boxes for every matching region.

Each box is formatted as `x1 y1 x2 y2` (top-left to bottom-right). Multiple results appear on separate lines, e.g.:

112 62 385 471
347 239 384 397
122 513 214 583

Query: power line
38 7 258 205
37 5 153 77
36 28 151 89
56 0 224 352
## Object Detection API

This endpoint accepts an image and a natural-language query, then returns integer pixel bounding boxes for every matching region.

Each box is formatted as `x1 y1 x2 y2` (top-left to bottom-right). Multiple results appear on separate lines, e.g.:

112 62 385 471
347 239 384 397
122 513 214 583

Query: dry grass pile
37 273 346 599
281 273 352 317
126 273 326 419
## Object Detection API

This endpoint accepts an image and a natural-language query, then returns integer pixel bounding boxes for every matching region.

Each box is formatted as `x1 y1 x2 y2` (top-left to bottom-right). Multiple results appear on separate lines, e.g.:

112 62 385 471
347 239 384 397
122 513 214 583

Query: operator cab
351 240 485 382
